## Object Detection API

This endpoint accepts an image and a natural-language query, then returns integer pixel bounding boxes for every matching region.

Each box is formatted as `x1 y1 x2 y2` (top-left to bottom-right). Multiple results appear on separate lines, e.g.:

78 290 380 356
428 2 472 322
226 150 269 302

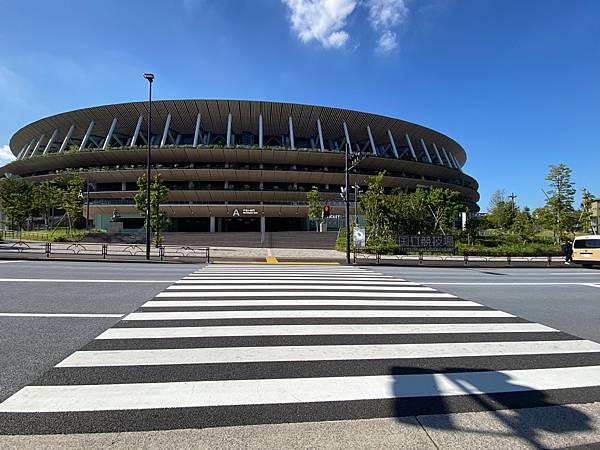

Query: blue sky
1 0 598 211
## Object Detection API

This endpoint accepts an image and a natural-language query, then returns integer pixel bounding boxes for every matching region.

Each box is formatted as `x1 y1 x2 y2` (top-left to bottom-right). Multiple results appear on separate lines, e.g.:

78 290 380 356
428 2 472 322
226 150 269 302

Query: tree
387 188 432 235
134 173 171 247
31 181 64 229
359 172 395 248
544 163 576 243
511 207 536 243
306 186 323 232
426 187 466 234
57 175 85 232
0 178 32 231
579 189 596 234
487 189 518 231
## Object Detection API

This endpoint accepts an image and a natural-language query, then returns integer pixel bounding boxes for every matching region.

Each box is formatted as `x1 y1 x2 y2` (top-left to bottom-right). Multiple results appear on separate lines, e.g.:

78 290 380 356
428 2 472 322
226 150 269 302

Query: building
1 100 479 232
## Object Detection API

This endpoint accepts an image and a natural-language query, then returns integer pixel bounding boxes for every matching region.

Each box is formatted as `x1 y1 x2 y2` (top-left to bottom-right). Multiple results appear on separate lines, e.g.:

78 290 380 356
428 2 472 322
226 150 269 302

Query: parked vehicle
572 235 600 268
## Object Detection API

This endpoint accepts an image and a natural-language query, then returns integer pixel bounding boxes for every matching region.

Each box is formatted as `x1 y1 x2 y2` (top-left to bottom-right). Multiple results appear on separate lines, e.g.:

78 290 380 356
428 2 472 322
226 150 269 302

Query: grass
1 228 95 242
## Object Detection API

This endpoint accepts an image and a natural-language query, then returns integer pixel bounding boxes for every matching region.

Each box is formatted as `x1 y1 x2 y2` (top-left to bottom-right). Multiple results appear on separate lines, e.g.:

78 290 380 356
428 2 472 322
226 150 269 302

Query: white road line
0 260 24 264
0 313 124 318
550 272 600 275
421 282 594 286
156 291 455 298
183 276 399 281
97 322 558 339
583 283 600 289
177 279 415 285
123 310 512 321
5 366 600 412
56 340 600 367
167 284 434 292
142 300 480 308
0 278 175 283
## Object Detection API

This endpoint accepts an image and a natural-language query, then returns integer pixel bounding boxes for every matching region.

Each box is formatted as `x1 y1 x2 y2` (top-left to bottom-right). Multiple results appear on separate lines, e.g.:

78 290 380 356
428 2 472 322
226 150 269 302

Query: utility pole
344 142 350 265
143 73 154 260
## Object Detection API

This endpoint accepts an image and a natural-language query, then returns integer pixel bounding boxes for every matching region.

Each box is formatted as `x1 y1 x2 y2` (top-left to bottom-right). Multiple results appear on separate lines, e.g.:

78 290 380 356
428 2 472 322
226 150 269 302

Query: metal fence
0 240 209 262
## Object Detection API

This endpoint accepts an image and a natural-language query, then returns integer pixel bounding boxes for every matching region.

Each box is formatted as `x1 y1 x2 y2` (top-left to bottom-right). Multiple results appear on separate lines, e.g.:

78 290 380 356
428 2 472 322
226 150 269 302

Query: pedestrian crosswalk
1 264 600 434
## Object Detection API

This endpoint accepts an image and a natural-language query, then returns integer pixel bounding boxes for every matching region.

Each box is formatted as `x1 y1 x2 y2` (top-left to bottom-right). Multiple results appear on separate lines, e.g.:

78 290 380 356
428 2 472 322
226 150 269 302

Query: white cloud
281 0 409 54
282 0 357 48
366 0 408 54
376 30 398 53
0 145 16 167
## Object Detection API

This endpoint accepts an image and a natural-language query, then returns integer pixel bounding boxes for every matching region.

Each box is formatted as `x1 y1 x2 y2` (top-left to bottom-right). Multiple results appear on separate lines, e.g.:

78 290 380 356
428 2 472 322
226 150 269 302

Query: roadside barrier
0 240 210 262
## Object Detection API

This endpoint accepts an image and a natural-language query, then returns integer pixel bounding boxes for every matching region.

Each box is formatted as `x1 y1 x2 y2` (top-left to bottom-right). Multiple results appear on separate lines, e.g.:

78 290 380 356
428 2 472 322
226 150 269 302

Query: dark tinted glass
574 239 600 249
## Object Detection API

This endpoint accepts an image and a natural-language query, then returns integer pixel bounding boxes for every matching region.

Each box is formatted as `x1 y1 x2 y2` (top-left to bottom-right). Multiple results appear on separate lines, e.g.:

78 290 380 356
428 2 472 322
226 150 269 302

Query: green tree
487 189 518 231
0 177 32 231
31 181 64 229
426 187 465 234
134 173 171 247
306 186 323 232
359 172 395 249
511 207 536 243
387 188 433 235
57 175 85 232
544 163 576 243
463 215 489 245
579 189 596 234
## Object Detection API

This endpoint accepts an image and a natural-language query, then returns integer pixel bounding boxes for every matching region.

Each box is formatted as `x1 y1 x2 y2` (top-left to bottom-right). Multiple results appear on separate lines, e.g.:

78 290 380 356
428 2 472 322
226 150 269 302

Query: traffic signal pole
345 142 351 265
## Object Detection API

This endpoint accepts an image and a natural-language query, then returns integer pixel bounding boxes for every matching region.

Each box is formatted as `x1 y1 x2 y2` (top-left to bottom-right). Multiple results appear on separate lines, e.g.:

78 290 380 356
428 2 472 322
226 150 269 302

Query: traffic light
322 205 331 218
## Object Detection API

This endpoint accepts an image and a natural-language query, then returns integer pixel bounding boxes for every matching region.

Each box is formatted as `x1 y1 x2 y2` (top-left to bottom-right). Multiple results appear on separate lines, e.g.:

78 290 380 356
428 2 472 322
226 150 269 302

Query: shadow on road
391 367 593 449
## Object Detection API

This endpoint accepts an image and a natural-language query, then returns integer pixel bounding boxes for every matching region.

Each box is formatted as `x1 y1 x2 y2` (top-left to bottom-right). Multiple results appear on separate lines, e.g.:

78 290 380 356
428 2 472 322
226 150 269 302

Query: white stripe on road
0 260 24 264
0 312 123 318
177 279 415 285
0 278 175 283
5 364 600 412
4 365 600 412
167 284 435 292
183 276 400 281
96 323 559 340
57 340 599 367
142 299 480 308
584 283 600 289
422 282 596 286
123 310 512 321
156 291 455 298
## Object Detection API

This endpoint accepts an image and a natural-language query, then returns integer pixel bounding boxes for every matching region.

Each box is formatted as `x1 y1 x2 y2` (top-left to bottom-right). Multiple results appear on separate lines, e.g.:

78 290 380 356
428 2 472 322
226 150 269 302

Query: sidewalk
2 402 599 449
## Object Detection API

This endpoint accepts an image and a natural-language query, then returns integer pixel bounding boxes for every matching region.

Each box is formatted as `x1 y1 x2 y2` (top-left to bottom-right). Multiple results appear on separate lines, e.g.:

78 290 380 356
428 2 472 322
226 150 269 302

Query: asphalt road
0 260 198 402
1 260 600 446
373 266 600 343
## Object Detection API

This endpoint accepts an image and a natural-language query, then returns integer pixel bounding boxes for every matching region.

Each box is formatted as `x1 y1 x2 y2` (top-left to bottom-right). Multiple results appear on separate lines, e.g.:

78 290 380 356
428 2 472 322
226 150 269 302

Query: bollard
418 252 423 265
45 242 51 258
507 254 511 266
464 253 468 266
547 255 552 266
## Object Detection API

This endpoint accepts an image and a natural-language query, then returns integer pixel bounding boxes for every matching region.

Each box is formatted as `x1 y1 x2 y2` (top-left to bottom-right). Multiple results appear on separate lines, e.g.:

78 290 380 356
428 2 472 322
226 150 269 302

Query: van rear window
574 239 600 249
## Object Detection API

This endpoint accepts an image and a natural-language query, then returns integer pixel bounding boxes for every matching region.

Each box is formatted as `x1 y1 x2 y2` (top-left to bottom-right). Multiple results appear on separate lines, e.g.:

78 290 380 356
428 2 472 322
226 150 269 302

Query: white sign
353 227 366 248
232 208 259 217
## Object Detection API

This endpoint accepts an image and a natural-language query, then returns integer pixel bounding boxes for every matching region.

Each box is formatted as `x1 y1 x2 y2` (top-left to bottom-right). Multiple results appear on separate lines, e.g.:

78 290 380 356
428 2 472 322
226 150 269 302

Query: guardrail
0 240 209 262
353 250 563 266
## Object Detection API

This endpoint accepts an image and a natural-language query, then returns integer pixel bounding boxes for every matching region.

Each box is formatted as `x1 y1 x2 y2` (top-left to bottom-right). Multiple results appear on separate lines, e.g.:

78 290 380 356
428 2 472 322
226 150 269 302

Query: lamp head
143 73 155 82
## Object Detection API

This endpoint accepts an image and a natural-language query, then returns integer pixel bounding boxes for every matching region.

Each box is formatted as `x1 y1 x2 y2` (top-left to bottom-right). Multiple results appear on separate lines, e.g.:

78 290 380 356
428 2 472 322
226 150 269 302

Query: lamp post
344 143 368 265
143 73 154 260
344 142 351 265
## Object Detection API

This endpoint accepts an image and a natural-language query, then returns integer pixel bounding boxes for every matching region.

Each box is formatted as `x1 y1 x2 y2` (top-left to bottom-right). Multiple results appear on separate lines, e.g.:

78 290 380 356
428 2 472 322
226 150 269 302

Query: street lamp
353 184 362 225
143 72 154 260
343 143 368 265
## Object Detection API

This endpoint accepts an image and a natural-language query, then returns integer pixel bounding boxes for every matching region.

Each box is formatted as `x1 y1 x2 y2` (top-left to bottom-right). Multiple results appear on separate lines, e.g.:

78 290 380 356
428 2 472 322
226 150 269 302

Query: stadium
1 100 479 233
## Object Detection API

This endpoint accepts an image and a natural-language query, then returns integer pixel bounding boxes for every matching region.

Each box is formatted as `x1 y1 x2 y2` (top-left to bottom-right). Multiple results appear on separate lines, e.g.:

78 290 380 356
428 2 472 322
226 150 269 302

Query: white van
572 235 600 268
